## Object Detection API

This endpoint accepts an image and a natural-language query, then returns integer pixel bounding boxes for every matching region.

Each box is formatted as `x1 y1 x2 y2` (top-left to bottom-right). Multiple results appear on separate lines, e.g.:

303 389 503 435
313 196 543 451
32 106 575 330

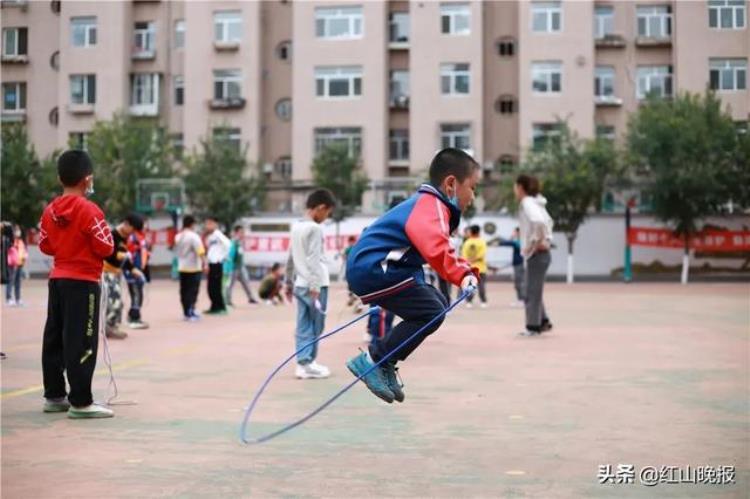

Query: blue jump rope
239 286 474 444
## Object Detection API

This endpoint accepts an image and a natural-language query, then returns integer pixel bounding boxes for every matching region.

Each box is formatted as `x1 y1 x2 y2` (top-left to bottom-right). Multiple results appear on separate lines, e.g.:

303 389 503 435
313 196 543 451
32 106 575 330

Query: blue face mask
448 195 459 209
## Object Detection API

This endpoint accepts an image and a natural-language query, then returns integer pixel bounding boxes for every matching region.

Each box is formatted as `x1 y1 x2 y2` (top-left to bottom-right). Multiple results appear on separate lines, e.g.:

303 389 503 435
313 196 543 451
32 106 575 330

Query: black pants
207 263 226 311
368 284 448 364
42 279 100 408
179 272 201 317
127 279 144 322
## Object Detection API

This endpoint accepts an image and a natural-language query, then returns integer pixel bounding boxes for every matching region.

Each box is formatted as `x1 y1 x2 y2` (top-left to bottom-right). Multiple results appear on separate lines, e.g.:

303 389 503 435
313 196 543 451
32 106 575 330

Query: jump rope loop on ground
239 287 474 445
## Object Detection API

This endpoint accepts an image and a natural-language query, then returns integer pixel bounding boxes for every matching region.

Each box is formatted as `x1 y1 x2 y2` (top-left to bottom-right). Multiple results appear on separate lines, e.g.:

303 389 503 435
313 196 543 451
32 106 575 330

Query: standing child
204 216 231 314
345 148 480 403
5 225 27 306
225 225 256 306
125 225 149 329
497 227 525 307
39 150 115 418
174 215 205 321
285 189 336 380
461 224 488 308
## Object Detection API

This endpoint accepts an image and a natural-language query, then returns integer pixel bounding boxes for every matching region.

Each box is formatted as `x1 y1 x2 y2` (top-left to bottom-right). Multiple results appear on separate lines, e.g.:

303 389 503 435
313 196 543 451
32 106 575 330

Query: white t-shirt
206 229 231 264
175 229 205 272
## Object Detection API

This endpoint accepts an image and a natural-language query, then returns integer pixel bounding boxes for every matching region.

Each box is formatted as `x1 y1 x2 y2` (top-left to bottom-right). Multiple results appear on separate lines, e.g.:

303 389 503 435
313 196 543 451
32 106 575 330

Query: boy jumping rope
39 150 115 418
345 148 480 403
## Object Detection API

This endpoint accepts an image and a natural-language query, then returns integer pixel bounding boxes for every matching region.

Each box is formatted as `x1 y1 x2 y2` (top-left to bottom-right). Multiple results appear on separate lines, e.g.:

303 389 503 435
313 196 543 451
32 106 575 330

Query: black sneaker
540 321 553 333
382 361 405 403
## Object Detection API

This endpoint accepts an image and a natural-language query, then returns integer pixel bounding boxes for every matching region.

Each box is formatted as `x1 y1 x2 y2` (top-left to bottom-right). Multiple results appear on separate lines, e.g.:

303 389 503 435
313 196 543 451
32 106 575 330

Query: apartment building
2 0 748 213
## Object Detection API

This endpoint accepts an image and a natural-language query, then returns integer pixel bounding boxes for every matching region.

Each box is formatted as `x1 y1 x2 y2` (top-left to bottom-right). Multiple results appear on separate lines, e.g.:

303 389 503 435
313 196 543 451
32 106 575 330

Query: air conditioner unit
262 162 273 174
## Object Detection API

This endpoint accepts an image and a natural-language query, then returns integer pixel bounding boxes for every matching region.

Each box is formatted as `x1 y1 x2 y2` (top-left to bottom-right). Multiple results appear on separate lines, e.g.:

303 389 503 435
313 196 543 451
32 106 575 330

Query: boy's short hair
306 189 336 209
57 150 93 187
429 148 479 187
205 215 218 222
183 215 196 228
270 262 281 272
233 224 243 232
470 225 481 236
125 213 144 231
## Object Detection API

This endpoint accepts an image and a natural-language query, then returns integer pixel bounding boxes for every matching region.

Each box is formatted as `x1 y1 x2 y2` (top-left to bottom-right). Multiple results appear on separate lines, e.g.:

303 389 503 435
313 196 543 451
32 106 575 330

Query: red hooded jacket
39 195 114 283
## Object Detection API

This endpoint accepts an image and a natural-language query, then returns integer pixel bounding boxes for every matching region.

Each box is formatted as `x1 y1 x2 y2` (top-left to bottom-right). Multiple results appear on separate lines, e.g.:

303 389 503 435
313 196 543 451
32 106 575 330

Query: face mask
448 195 459 209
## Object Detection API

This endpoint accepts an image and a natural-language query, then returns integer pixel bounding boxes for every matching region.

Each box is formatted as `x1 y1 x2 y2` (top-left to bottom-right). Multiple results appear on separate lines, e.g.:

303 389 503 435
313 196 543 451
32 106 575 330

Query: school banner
628 227 750 252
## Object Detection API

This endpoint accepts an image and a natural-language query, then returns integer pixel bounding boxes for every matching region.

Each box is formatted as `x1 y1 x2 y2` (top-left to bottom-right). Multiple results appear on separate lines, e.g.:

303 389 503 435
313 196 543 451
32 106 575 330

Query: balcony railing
594 34 626 48
132 47 156 60
210 97 246 110
595 95 623 107
1 109 26 122
1 54 29 64
129 102 159 117
389 94 410 109
214 40 240 52
68 103 95 115
635 35 672 47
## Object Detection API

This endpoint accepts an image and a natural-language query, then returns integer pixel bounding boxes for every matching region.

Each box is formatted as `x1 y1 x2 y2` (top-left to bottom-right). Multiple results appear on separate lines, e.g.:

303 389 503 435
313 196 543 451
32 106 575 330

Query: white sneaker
510 301 525 308
295 362 330 379
309 361 331 377
465 302 473 309
67 403 114 419
480 302 488 309
6 299 16 307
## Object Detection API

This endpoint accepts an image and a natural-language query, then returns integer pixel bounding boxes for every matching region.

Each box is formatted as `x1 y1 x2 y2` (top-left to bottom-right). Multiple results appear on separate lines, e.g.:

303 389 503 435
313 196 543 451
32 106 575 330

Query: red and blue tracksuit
346 184 476 363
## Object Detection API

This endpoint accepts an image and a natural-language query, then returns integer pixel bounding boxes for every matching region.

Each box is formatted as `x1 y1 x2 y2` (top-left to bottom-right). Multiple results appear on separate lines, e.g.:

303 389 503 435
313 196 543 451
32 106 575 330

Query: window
315 66 362 98
531 2 562 33
214 11 242 43
71 16 97 47
2 27 27 57
440 123 471 152
275 156 292 179
51 0 61 14
315 6 363 39
710 58 747 90
171 133 184 159
498 155 516 174
133 22 155 55
497 37 515 56
532 61 562 93
69 132 88 151
174 75 184 106
708 0 746 29
637 6 672 38
596 125 616 142
174 20 185 49
275 98 292 121
495 95 516 114
532 123 562 149
213 127 242 152
130 73 159 106
594 6 614 39
389 129 409 161
440 63 470 95
314 127 362 157
276 40 291 61
636 66 672 99
70 74 96 104
213 69 242 100
595 66 615 97
390 70 410 104
2 82 26 111
441 3 470 35
389 12 409 43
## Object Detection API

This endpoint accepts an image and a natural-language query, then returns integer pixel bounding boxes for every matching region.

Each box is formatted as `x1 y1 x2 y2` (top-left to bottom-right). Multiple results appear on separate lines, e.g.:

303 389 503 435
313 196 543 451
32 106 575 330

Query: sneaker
510 301 525 308
0 352 6 360
465 302 474 309
6 299 16 307
128 321 149 330
14 300 24 307
43 397 70 413
204 309 228 315
518 330 540 337
540 321 553 333
480 302 488 309
382 361 405 403
67 403 114 419
346 351 395 404
309 361 331 377
295 362 330 379
105 329 128 340
184 314 200 322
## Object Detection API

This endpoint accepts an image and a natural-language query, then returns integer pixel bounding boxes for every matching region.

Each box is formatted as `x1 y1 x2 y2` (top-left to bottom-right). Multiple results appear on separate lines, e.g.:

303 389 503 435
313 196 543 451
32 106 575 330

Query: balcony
68 103 95 115
388 38 409 50
1 54 29 64
214 40 240 52
389 94 410 110
129 102 159 117
132 48 156 60
635 35 672 48
1 0 28 9
1 109 26 123
595 34 626 49
595 95 623 107
210 97 246 110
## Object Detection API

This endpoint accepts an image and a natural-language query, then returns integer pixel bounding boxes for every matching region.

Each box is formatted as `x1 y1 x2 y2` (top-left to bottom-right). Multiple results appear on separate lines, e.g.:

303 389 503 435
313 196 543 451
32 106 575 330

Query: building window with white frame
710 58 747 91
69 132 89 151
314 127 362 158
531 2 562 33
532 123 562 149
595 66 615 97
708 0 746 29
532 61 562 93
213 127 242 152
390 70 410 106
174 75 184 106
315 66 362 98
171 133 184 159
636 6 672 38
596 125 616 142
389 129 409 161
174 20 185 49
2 82 26 111
71 16 97 47
389 12 409 43
440 63 470 95
214 11 242 43
315 6 363 39
130 73 159 112
636 66 672 99
440 123 471 152
2 27 27 57
70 74 96 104
133 21 155 56
440 3 471 35
594 6 614 39
275 156 292 180
213 69 242 100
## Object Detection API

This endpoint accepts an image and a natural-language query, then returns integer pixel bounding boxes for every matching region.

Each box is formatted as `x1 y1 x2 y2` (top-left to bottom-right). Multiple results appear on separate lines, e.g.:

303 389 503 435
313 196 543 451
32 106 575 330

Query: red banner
245 235 357 253
628 227 750 252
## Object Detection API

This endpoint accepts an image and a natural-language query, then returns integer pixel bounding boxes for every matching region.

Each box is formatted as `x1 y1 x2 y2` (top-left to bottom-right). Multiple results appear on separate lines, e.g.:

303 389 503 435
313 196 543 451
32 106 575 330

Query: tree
184 136 264 230
1 124 58 229
525 122 621 283
311 143 368 220
626 91 746 284
84 113 174 220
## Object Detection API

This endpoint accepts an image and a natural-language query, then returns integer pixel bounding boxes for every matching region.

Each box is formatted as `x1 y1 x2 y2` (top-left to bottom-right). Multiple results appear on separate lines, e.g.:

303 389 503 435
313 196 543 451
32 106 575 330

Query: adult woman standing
514 175 554 336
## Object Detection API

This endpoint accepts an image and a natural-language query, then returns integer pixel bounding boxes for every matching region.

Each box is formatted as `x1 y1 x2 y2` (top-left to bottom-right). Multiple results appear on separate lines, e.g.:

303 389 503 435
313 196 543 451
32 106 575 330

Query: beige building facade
2 0 748 213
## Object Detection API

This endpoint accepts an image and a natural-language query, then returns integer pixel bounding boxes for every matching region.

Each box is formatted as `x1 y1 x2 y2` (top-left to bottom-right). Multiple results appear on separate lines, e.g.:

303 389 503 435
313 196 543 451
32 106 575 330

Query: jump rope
239 286 475 445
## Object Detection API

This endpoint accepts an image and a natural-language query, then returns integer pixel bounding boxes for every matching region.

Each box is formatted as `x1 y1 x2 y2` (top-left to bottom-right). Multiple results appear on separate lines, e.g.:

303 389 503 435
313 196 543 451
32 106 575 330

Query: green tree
311 143 368 221
184 136 264 230
626 91 746 284
525 122 621 283
1 124 58 229
83 113 174 219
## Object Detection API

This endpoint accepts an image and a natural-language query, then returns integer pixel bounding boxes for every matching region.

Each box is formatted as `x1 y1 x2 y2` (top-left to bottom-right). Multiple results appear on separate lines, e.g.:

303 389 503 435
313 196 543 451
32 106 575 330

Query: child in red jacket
39 150 115 419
